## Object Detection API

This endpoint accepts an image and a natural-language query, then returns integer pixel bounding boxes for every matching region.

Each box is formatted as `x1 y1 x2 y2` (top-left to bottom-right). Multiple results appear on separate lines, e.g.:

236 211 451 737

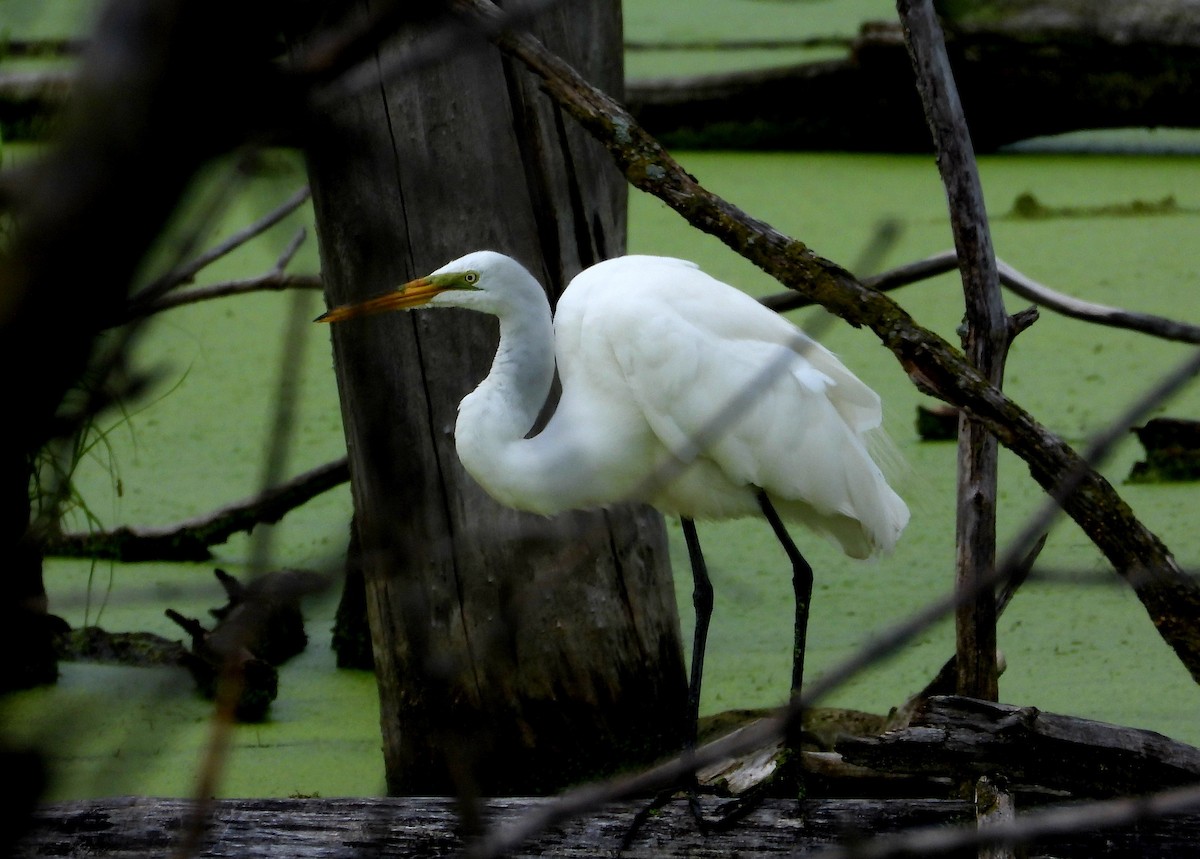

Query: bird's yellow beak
315 276 444 324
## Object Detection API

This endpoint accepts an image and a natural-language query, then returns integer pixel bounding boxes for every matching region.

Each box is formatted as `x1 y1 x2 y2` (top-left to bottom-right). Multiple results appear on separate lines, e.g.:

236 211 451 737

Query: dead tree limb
126 271 323 320
625 5 1200 152
45 457 349 562
898 0 1010 702
453 0 1200 684
128 186 312 312
18 786 1200 859
768 251 1200 346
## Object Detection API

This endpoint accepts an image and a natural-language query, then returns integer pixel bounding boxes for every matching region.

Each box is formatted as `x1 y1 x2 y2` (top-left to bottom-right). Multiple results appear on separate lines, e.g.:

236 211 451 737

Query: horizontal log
16 791 1200 858
626 12 1200 152
15 795 970 858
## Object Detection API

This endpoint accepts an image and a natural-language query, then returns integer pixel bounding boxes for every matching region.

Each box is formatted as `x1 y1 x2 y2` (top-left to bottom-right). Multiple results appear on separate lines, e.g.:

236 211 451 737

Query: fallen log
1129 417 1200 483
14 697 1200 856
16 792 1200 858
837 696 1200 799
13 796 971 859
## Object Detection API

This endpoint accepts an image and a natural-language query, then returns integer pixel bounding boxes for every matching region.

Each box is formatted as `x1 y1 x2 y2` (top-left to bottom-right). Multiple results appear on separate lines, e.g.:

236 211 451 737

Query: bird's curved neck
454 283 560 508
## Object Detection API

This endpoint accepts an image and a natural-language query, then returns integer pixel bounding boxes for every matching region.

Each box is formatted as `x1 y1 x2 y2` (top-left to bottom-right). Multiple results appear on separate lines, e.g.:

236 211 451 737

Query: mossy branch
454 0 1200 683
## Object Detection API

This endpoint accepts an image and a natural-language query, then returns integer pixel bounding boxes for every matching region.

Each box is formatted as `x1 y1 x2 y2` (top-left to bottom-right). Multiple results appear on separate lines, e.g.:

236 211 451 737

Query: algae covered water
5 0 1200 803
6 146 1199 800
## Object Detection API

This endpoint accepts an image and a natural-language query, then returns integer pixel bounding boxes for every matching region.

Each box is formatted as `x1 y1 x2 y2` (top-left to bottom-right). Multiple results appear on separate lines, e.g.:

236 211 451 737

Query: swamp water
4 148 1200 799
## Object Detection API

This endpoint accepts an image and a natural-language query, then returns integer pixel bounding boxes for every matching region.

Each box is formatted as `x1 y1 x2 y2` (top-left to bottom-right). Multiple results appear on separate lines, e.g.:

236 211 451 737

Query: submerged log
54 626 188 667
627 1 1200 151
166 608 278 722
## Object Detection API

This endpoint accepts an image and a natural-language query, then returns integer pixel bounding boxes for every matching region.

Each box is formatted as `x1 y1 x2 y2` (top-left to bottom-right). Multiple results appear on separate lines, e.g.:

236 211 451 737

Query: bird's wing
560 257 905 550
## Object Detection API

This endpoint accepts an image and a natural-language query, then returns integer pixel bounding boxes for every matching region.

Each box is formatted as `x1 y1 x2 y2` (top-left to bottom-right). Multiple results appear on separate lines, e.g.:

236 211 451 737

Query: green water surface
5 147 1199 801
4 0 1200 802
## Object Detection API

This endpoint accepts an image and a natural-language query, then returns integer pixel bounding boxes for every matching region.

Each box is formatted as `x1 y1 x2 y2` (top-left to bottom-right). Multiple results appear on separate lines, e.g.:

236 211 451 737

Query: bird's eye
464 272 479 284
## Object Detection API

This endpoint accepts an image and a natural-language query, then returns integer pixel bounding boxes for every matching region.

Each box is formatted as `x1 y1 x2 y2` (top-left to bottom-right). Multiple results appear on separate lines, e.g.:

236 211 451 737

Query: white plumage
318 250 909 730
402 251 907 555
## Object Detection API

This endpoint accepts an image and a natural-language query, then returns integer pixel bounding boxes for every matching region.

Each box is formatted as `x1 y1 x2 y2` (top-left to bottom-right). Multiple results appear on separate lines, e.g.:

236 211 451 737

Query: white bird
318 250 908 744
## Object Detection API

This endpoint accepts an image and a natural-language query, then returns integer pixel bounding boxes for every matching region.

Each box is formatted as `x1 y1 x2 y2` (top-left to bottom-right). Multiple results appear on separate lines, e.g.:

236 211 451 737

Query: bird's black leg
620 517 714 850
756 492 813 710
681 516 714 750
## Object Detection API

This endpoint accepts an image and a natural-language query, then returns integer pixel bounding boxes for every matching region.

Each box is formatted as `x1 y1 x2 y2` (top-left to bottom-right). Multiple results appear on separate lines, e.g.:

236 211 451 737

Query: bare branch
123 272 322 322
768 250 1200 344
130 185 312 309
897 0 1006 701
996 258 1200 342
45 457 349 562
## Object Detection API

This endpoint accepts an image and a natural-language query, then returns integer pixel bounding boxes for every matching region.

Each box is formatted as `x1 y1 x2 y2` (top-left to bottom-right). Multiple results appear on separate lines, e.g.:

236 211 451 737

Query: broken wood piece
695 719 782 795
837 696 1200 800
1129 417 1200 482
917 403 960 441
209 568 322 665
165 608 278 722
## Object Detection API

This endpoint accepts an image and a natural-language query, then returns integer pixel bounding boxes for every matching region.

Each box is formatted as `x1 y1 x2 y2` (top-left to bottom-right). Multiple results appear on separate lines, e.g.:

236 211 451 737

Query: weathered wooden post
301 2 687 794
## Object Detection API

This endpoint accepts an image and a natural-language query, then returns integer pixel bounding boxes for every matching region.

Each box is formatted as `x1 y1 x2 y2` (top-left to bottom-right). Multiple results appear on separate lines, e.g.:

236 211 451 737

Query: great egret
318 250 908 745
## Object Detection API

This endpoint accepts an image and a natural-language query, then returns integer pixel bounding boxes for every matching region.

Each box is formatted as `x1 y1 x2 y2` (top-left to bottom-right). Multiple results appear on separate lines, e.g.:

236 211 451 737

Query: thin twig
129 185 312 309
767 250 1200 344
123 273 323 322
273 227 308 274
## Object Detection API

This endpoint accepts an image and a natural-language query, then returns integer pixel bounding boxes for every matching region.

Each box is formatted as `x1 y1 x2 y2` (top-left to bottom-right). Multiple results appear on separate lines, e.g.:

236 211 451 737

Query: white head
316 251 541 323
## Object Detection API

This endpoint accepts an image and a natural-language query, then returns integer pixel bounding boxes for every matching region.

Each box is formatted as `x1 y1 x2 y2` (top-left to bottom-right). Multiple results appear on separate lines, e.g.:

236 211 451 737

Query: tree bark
300 1 686 795
15 796 977 858
18 787 1200 858
897 0 1005 702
